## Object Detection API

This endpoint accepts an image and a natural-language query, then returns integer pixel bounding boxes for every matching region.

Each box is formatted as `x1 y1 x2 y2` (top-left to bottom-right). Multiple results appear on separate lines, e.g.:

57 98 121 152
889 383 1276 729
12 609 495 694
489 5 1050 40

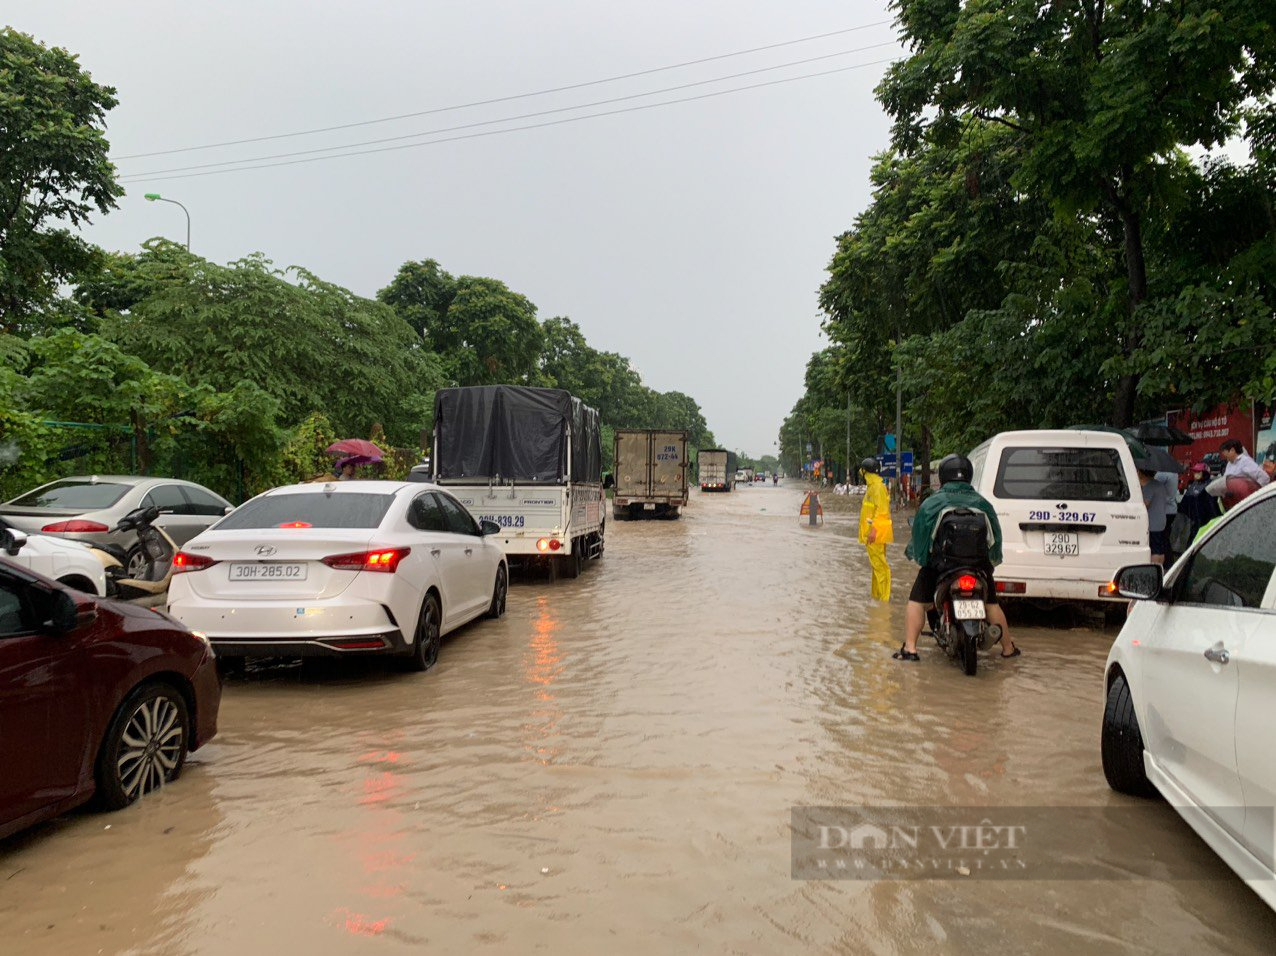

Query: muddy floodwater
4 484 1275 955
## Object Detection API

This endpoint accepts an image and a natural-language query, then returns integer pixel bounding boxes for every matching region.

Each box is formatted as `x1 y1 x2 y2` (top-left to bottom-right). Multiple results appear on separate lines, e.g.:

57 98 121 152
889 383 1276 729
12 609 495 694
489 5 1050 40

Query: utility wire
121 57 898 184
112 19 893 159
118 40 900 179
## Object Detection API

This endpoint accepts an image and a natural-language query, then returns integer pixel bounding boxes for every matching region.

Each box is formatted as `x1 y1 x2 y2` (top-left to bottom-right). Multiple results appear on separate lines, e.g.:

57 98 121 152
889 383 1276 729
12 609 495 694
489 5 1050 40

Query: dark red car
0 557 220 841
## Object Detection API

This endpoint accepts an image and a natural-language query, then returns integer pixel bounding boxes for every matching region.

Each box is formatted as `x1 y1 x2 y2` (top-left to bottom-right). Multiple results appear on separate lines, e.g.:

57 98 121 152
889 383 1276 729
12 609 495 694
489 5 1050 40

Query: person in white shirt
1220 439 1270 486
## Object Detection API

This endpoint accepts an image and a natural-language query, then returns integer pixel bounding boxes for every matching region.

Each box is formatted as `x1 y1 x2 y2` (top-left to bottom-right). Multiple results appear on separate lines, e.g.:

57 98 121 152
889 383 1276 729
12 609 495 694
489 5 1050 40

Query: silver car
0 476 233 576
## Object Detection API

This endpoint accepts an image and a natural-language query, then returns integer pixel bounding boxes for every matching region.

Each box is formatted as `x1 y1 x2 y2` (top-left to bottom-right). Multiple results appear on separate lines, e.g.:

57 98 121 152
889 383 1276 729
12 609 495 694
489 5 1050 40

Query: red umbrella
326 439 384 460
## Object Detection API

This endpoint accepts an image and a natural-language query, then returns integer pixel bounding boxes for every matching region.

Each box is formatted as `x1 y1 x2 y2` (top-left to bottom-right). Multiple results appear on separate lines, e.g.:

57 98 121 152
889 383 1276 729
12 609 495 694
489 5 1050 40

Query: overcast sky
13 1 901 457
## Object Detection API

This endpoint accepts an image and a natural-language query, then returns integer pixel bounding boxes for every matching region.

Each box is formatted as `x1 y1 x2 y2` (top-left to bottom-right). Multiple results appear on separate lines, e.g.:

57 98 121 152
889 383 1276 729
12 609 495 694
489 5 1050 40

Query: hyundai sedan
1102 481 1276 910
0 559 220 841
166 481 508 670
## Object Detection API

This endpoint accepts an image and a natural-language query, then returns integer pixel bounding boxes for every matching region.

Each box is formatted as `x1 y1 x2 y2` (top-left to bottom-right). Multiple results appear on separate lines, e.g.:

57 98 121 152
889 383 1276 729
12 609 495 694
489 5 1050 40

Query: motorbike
923 509 1001 677
86 505 177 607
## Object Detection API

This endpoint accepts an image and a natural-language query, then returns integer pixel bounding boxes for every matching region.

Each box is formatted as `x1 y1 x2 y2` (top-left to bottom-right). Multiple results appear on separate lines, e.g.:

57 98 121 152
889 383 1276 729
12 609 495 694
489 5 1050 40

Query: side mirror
42 589 89 632
1111 564 1163 601
480 519 501 536
603 474 615 490
1 527 28 556
223 505 235 516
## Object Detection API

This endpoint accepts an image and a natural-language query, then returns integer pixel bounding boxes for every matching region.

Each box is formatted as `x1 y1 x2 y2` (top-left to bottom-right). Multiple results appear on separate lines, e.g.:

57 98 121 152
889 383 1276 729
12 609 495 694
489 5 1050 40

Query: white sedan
1103 481 1276 910
167 481 508 670
0 520 108 596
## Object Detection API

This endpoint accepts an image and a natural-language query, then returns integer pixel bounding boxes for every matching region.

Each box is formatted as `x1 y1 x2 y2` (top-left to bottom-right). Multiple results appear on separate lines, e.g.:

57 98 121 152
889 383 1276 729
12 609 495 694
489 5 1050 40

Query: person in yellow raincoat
857 457 893 600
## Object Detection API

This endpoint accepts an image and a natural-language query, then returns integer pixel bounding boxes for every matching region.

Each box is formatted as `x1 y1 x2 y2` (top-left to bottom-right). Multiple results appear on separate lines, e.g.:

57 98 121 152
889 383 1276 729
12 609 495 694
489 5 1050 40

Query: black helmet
859 457 880 474
938 454 973 485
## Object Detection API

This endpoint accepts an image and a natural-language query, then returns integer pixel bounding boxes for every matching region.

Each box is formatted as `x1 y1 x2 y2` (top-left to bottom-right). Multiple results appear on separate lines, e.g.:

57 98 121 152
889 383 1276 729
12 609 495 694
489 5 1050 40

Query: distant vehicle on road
735 468 755 485
431 385 604 579
1102 481 1276 911
966 429 1149 612
698 449 736 492
167 480 508 670
0 476 233 579
0 518 107 596
0 558 220 840
612 429 688 520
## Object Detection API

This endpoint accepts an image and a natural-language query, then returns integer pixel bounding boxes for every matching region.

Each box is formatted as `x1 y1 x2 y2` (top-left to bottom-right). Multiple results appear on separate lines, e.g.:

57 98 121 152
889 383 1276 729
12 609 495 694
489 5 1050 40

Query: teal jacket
906 481 1004 567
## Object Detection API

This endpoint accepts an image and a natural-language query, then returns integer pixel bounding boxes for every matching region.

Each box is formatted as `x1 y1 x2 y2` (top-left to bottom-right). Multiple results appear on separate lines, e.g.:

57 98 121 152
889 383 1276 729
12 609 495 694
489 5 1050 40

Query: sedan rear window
994 447 1130 502
215 493 394 530
8 480 131 510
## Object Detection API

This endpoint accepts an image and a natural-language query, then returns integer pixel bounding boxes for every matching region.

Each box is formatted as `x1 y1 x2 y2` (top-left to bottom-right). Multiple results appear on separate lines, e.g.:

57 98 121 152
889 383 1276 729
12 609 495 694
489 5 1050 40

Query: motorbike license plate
1044 532 1080 557
953 599 986 620
229 562 307 582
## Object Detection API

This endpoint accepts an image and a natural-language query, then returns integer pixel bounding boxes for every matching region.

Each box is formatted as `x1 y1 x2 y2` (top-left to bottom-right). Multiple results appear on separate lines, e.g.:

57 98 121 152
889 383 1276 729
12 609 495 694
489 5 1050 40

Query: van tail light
996 581 1027 595
322 548 410 573
173 551 219 573
42 519 110 533
956 574 979 592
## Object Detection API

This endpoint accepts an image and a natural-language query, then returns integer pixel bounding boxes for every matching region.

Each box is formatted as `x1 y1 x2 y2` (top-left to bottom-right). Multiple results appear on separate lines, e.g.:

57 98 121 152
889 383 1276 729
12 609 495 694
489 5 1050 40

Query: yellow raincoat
858 472 893 600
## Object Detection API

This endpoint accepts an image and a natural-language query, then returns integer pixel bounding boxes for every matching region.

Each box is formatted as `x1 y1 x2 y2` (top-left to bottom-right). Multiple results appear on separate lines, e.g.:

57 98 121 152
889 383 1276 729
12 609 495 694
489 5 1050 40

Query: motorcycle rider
857 457 893 601
892 454 1019 662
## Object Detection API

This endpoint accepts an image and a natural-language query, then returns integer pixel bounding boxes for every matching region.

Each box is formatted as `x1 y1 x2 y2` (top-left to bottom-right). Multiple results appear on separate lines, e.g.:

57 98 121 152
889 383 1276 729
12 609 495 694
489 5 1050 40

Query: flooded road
4 483 1274 955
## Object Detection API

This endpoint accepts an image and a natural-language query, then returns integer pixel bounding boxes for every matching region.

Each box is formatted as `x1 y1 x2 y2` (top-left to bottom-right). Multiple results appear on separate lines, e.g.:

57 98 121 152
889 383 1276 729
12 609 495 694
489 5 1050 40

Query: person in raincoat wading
858 458 893 601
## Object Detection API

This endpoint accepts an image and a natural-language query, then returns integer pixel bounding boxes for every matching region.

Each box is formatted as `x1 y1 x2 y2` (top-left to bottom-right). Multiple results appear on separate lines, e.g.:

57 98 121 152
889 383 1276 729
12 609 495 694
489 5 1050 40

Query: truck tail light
42 519 110 533
173 552 219 573
536 538 562 553
322 548 411 573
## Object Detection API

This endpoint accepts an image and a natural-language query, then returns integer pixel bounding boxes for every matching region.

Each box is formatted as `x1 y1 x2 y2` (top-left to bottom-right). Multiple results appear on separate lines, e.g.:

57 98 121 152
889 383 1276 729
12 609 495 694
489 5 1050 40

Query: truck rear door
651 432 686 500
615 431 652 499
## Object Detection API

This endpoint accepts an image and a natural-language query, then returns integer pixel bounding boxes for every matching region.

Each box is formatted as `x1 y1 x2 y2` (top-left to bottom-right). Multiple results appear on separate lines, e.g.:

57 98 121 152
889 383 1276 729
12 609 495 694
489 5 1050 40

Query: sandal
999 646 1021 658
892 645 920 662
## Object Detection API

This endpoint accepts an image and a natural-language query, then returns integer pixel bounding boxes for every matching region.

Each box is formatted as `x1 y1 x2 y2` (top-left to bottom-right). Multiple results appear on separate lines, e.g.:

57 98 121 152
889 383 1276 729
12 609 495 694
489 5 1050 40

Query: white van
967 429 1151 606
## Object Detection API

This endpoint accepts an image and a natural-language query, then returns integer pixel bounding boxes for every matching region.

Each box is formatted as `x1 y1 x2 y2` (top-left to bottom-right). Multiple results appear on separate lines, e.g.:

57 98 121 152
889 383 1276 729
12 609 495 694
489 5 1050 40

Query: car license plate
644 503 656 510
228 562 307 582
953 599 985 620
1043 532 1080 557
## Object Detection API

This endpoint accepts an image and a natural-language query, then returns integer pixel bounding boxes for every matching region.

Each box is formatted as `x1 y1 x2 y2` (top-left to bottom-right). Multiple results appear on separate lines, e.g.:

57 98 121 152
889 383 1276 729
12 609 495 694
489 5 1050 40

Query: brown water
3 484 1273 955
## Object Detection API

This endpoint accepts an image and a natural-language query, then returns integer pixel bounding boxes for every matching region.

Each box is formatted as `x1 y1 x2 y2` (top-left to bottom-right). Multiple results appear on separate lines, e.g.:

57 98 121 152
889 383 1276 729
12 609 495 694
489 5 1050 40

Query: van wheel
1101 674 1155 797
95 682 189 810
403 594 441 672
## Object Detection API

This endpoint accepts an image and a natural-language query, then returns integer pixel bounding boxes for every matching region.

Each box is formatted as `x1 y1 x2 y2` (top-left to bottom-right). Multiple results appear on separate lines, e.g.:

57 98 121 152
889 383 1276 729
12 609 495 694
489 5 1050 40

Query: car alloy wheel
487 566 508 619
96 683 189 810
405 594 441 672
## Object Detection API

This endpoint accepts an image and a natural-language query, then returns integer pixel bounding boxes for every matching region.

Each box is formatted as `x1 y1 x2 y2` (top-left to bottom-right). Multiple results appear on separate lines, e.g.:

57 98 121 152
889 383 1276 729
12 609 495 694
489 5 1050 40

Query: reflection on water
2 483 1274 954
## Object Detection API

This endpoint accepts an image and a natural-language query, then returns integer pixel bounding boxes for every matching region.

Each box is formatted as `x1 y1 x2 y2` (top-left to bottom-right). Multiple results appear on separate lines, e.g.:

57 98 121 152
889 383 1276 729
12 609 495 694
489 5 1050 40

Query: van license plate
953 600 985 620
229 563 307 581
1044 532 1080 557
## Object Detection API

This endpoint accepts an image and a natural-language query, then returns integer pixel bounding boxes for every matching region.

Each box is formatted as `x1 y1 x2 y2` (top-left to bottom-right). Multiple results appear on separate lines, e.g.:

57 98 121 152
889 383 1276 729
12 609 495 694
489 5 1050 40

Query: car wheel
95 682 190 811
124 545 147 579
403 593 441 672
1101 673 1156 797
486 566 508 619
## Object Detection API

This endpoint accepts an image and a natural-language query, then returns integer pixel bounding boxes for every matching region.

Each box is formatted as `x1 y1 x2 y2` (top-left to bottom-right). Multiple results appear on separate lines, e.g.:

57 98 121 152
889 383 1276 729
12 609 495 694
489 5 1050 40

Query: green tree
0 29 121 332
878 0 1274 425
376 258 456 341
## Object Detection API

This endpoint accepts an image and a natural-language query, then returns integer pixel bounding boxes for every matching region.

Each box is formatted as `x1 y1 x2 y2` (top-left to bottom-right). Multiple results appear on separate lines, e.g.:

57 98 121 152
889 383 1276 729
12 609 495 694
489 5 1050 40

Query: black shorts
909 561 1000 605
1149 529 1169 557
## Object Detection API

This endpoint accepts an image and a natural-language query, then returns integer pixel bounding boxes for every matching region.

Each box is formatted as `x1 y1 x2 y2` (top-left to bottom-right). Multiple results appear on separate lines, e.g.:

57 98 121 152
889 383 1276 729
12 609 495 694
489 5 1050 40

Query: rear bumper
168 596 408 656
995 575 1128 603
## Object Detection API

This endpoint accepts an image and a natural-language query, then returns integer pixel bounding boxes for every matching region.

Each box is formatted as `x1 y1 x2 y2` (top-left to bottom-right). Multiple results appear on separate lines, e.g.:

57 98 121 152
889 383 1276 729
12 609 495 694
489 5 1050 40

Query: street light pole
144 193 190 251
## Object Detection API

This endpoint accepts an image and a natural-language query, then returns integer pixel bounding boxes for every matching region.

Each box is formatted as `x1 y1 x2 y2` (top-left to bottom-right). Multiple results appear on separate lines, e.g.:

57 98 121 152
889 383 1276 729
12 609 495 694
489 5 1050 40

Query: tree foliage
0 29 121 331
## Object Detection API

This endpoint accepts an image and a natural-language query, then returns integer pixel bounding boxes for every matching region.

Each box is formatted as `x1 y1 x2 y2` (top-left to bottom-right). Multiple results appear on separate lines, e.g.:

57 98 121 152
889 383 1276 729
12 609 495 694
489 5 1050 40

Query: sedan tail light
173 551 219 573
42 519 110 533
322 548 411 573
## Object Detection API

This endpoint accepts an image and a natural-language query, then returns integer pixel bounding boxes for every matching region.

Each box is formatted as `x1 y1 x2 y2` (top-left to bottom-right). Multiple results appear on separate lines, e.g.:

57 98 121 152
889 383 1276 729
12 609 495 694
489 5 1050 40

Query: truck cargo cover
433 386 602 483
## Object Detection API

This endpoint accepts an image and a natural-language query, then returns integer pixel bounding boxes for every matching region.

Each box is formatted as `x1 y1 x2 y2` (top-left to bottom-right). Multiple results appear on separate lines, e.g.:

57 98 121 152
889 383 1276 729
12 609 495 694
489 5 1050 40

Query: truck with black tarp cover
431 386 604 577
612 429 689 520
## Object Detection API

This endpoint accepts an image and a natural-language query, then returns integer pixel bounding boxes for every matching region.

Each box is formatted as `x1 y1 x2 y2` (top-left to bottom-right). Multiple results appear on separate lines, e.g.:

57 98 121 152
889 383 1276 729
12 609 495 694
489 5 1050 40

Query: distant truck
431 385 605 578
698 449 737 492
612 429 689 520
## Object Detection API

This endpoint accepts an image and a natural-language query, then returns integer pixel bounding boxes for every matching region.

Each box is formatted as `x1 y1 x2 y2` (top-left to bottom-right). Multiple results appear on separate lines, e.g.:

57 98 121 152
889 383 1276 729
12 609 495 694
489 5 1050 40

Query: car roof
982 429 1132 449
27 475 213 488
256 480 427 496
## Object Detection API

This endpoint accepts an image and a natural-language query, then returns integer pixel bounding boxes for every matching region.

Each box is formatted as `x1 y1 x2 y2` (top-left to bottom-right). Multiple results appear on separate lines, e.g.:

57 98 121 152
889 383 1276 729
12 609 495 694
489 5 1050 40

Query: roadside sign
800 491 824 522
879 452 914 477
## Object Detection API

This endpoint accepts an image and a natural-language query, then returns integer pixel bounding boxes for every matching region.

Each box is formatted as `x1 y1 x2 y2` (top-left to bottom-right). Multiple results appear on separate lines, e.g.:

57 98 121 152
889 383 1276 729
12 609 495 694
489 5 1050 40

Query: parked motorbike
923 509 1001 677
86 505 177 607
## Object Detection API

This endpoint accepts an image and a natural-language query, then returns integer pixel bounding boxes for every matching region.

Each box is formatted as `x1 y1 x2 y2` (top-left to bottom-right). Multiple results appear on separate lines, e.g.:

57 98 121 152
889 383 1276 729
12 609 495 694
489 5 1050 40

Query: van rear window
994 448 1130 501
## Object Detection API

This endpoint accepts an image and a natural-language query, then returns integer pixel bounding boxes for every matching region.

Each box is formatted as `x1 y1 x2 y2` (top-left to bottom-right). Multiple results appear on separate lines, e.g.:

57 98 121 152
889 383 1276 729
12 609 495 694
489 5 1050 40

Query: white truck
432 385 605 578
612 429 689 520
698 449 737 492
